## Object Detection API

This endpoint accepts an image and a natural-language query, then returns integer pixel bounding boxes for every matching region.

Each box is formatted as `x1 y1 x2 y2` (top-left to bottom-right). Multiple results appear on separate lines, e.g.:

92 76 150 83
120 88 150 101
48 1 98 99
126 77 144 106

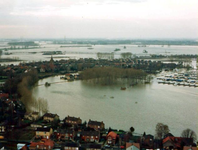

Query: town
0 56 197 149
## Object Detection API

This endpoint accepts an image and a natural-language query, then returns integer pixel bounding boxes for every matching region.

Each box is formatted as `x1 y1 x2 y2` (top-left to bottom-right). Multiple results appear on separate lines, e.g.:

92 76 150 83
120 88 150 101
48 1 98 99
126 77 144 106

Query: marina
157 69 198 87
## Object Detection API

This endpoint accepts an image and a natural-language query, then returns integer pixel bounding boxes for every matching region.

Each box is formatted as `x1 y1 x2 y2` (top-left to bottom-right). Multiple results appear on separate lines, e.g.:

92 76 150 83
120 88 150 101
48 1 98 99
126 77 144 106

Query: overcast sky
0 0 198 39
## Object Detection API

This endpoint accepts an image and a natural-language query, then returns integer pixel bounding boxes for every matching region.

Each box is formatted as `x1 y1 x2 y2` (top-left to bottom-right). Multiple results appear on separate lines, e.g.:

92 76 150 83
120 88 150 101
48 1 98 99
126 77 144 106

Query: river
32 74 198 136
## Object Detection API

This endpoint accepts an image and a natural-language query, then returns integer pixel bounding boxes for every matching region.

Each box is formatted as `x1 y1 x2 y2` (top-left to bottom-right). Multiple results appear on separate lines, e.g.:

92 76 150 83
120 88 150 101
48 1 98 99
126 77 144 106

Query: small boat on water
121 87 126 90
45 82 51 87
114 48 120 51
143 50 148 53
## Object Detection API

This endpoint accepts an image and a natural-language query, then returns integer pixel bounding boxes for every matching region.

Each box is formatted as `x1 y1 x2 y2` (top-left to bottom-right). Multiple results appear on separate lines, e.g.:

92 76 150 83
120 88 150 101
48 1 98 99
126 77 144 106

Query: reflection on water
32 75 198 136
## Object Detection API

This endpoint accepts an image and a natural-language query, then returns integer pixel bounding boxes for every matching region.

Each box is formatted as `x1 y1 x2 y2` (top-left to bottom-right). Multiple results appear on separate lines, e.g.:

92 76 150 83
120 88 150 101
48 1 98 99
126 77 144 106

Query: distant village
0 56 197 149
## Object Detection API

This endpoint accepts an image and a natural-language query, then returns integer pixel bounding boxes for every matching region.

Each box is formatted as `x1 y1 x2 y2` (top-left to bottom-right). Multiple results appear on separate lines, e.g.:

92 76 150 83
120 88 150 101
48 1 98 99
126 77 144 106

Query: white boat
158 80 165 84
184 82 190 86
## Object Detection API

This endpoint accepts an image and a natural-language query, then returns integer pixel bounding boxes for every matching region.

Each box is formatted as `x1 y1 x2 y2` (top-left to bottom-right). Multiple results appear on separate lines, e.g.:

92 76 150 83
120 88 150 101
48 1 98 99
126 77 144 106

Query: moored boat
121 87 126 90
45 82 51 87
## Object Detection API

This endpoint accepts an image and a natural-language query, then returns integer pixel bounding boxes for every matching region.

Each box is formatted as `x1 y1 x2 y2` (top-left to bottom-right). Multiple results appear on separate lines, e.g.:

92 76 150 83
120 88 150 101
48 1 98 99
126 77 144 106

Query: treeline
53 39 198 45
8 41 38 46
3 69 38 94
3 69 48 113
80 67 147 85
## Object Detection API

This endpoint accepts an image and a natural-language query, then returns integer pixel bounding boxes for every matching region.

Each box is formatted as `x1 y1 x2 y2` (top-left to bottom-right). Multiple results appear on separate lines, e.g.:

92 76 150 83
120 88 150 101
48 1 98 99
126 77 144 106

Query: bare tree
155 123 170 139
121 52 132 59
0 50 2 59
34 98 49 116
41 98 49 115
181 128 197 142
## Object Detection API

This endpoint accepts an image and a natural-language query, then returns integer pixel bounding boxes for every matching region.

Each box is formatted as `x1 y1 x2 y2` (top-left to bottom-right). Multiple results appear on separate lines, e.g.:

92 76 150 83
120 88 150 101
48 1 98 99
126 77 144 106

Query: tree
0 50 2 58
130 126 135 133
181 128 197 143
121 52 132 59
34 98 49 116
155 123 170 139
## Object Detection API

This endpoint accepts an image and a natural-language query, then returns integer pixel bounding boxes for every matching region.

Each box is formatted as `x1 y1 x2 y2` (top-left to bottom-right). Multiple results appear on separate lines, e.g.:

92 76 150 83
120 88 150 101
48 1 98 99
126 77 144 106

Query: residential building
55 129 75 141
29 139 54 150
107 131 118 145
36 127 53 138
163 136 193 150
81 131 100 142
43 113 59 122
65 116 82 126
88 119 105 131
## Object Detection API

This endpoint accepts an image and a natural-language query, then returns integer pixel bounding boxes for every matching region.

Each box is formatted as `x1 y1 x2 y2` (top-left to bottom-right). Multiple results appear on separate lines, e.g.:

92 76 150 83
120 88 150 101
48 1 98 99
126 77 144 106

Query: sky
0 0 198 39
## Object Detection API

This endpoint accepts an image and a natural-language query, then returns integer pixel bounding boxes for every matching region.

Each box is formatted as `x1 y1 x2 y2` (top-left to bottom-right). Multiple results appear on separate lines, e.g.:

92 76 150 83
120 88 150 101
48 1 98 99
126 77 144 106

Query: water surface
32 75 198 136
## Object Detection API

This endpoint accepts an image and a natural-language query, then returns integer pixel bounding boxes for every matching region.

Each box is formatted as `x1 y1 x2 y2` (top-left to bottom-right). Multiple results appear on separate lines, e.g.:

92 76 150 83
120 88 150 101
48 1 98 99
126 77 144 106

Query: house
107 131 118 145
126 143 140 150
36 127 53 138
81 131 100 142
62 142 79 150
88 119 105 131
43 113 59 122
24 112 40 121
31 112 40 120
163 136 193 150
65 73 74 80
141 134 154 149
65 116 82 126
29 138 54 150
55 129 75 141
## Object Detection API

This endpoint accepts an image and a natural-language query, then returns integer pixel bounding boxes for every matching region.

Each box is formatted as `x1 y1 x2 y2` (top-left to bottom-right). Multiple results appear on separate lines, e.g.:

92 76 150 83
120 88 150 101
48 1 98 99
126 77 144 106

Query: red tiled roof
30 138 54 147
126 143 133 148
163 136 182 148
107 131 117 139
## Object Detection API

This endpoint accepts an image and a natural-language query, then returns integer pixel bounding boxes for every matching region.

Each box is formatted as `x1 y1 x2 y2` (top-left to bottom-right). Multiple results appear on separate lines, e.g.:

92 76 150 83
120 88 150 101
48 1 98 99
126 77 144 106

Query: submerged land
0 39 197 149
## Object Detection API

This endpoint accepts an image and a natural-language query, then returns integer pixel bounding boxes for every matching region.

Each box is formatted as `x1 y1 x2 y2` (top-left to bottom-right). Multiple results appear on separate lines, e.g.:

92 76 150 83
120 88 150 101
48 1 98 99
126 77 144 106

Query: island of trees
80 67 148 86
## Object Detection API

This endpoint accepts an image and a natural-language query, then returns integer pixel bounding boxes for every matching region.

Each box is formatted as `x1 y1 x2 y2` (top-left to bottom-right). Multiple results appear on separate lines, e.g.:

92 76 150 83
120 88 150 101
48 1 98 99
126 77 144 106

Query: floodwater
1 43 197 136
1 44 198 64
32 75 198 136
